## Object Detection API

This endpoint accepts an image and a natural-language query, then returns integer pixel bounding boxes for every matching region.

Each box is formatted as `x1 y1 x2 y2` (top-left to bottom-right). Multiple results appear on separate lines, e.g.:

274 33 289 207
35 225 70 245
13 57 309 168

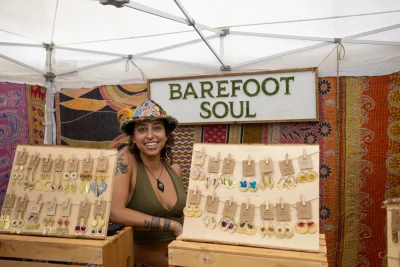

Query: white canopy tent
1 0 400 144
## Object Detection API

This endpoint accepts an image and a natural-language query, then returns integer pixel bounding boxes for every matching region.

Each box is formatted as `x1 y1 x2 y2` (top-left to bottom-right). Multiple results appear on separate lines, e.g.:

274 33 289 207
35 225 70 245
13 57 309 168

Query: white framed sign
148 68 319 125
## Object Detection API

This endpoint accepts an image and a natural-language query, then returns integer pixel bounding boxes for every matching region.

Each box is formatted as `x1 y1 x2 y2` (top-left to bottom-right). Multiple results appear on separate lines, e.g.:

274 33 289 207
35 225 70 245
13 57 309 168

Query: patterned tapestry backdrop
0 83 46 209
54 73 400 267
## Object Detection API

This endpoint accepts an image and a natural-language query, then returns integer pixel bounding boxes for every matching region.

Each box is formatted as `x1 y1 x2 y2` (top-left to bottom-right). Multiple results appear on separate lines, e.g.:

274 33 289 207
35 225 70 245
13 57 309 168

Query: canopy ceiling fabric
1 0 400 88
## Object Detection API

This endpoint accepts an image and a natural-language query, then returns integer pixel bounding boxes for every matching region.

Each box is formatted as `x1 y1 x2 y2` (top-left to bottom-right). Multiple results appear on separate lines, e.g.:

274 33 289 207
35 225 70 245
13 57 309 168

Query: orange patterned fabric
26 85 46 145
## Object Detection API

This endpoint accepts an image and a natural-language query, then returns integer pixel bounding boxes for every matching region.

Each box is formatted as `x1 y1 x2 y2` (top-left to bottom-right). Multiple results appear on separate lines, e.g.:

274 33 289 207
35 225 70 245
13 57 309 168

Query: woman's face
132 120 168 157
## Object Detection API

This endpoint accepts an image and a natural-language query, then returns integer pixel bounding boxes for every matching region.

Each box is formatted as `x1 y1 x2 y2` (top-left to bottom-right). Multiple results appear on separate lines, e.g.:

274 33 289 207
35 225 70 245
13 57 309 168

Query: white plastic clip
246 199 249 210
285 153 289 165
303 148 307 160
280 197 284 209
229 196 233 206
301 194 305 206
248 155 251 166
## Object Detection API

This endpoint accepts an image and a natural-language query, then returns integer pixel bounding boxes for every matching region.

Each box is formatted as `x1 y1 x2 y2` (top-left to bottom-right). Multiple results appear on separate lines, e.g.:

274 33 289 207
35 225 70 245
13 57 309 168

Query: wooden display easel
169 234 328 267
0 227 134 267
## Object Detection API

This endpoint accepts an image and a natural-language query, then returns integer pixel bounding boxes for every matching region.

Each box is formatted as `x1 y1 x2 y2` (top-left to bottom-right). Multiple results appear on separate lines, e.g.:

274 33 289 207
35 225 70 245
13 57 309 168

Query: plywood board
182 143 320 252
0 144 117 240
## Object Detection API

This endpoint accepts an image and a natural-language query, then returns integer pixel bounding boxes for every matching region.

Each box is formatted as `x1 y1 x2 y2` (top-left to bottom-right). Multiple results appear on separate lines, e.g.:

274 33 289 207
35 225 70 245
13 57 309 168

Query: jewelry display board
386 199 400 267
182 143 320 252
0 145 118 240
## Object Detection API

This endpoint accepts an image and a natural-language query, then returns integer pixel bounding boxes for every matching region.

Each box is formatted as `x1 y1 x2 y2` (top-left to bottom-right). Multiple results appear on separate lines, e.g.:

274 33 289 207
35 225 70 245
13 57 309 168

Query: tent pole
124 1 221 34
173 0 230 71
342 40 400 46
136 56 220 69
44 44 55 145
231 42 333 69
0 42 43 48
229 31 334 42
342 23 400 40
57 58 127 76
0 53 45 74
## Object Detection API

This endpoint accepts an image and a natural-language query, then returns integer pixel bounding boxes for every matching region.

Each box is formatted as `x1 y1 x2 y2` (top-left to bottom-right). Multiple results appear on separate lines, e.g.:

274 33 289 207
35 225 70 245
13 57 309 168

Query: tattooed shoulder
115 152 129 176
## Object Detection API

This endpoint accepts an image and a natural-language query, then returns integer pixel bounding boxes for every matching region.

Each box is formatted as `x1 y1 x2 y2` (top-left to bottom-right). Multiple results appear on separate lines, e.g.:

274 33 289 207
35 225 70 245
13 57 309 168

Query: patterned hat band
117 99 179 134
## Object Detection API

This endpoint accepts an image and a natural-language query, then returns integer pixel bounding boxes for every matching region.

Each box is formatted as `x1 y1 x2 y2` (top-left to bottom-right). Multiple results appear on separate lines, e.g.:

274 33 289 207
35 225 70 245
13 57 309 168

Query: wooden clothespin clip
100 151 105 160
227 153 231 164
248 155 252 166
64 198 69 208
33 152 39 161
52 197 56 208
21 193 27 202
46 153 51 163
280 197 284 209
70 154 74 164
215 152 219 162
193 185 198 196
86 153 90 163
22 147 26 155
57 154 61 164
229 196 233 207
36 194 42 204
246 199 249 210
83 197 88 207
265 155 269 164
303 149 307 160
285 153 289 165
266 200 270 210
201 147 205 156
212 191 215 202
97 197 102 206
301 194 305 206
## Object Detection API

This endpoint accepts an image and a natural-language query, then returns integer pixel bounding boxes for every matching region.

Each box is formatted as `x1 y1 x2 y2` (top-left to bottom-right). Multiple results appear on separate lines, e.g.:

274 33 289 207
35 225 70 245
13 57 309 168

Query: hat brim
120 115 179 135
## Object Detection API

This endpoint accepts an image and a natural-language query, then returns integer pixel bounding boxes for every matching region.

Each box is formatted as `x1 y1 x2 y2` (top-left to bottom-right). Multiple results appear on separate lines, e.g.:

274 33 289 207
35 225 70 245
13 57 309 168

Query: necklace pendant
157 179 165 193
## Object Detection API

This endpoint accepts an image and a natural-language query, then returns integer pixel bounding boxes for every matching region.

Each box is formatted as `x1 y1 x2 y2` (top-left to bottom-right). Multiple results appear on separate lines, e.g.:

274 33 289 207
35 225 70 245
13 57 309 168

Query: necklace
144 163 165 193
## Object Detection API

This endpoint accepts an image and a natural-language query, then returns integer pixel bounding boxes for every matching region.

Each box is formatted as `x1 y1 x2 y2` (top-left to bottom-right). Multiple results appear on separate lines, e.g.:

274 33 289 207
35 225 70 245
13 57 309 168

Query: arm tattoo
143 220 151 229
150 217 161 232
115 152 128 176
163 219 171 232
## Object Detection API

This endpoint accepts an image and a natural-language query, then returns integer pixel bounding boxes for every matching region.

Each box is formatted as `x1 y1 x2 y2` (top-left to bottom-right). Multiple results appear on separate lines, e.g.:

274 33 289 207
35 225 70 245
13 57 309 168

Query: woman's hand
170 220 183 237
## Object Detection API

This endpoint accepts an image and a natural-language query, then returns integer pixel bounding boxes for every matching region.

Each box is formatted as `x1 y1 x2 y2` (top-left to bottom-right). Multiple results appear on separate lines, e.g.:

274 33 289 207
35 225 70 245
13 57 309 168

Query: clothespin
248 155 252 166
265 155 269 164
246 199 249 210
100 151 105 160
33 152 39 161
229 196 233 207
70 154 75 164
212 191 215 202
64 198 69 208
52 197 56 208
97 197 102 206
21 193 27 202
266 200 270 210
86 153 90 163
22 147 26 155
193 185 198 196
285 153 289 165
227 153 231 164
36 194 42 204
215 152 219 162
301 194 305 206
57 154 62 164
45 153 51 163
83 197 88 207
303 149 307 160
201 147 205 156
280 197 284 209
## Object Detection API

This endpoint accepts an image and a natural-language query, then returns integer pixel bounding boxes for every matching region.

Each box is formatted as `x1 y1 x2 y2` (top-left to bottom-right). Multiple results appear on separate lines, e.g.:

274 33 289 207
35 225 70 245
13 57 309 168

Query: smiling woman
111 99 187 267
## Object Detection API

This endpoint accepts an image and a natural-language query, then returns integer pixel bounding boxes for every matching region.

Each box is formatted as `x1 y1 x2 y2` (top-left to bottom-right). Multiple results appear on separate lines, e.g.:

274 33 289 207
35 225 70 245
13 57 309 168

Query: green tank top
127 160 187 244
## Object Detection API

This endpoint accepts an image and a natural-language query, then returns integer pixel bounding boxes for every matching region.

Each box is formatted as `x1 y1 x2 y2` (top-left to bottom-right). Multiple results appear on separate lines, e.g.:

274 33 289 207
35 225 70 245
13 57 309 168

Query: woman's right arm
110 150 182 236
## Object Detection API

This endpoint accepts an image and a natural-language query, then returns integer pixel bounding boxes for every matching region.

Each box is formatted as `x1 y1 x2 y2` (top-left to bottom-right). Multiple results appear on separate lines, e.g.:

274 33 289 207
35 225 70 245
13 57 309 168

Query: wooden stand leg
102 228 134 267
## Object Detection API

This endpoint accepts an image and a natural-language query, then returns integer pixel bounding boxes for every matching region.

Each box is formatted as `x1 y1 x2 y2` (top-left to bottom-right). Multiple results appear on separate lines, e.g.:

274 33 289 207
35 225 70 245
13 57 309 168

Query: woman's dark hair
127 119 175 165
